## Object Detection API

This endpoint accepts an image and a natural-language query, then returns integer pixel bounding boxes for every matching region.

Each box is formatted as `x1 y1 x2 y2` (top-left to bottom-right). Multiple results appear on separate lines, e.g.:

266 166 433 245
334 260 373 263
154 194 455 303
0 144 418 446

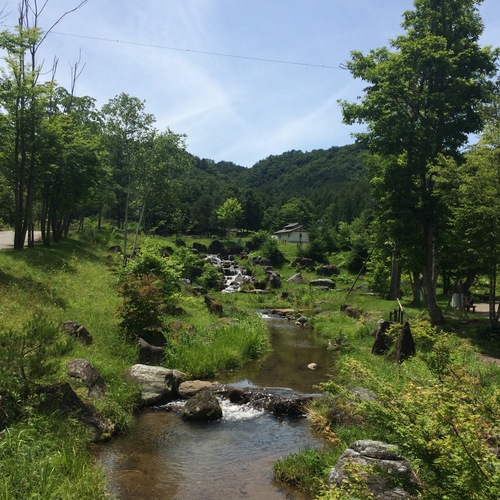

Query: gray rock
137 338 165 365
316 264 340 276
181 390 222 421
192 242 208 254
372 319 393 355
328 440 420 499
266 271 282 289
309 278 336 289
396 321 416 363
36 382 114 441
127 364 185 406
67 358 106 399
287 272 307 284
204 294 223 316
292 257 315 270
296 315 308 325
61 320 93 345
208 239 226 255
178 380 219 399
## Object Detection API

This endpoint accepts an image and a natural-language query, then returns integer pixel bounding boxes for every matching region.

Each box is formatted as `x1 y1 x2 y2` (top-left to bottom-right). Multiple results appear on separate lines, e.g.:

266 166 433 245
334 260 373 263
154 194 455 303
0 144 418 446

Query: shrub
78 219 115 248
124 240 180 298
260 237 284 264
116 274 166 341
169 246 205 282
247 230 272 250
0 313 68 420
198 262 223 290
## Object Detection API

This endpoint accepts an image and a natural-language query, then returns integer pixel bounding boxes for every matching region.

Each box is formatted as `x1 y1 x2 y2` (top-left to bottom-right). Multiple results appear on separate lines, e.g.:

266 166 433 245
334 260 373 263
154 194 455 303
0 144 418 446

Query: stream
95 316 333 499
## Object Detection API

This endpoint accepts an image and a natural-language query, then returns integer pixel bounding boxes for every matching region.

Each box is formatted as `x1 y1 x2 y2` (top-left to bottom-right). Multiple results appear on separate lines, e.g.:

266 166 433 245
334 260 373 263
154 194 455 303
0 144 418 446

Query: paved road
0 230 42 249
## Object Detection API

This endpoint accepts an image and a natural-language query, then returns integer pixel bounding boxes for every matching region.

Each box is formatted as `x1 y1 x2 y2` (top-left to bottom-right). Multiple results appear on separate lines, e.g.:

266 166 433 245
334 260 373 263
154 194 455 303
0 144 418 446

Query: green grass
0 415 107 500
164 316 269 378
0 236 139 498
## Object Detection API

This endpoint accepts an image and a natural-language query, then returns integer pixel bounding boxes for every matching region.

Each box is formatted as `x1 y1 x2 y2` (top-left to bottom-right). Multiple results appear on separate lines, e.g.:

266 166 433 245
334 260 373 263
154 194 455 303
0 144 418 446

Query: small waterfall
205 254 250 293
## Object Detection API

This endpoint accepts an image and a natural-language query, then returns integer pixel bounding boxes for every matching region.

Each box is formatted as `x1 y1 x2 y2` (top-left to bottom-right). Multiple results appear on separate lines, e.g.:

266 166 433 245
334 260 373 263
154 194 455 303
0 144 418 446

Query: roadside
0 230 42 249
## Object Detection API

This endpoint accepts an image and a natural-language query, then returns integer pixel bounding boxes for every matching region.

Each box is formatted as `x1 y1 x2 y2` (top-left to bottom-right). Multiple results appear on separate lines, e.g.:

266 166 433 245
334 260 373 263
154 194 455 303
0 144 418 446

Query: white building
274 223 309 244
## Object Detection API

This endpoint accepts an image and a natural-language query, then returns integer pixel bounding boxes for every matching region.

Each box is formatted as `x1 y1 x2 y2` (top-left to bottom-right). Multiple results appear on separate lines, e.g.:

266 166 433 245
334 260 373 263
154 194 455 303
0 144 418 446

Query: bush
124 240 180 298
260 237 285 265
198 262 224 290
78 220 115 248
169 246 205 282
247 230 272 250
116 274 166 341
0 314 68 402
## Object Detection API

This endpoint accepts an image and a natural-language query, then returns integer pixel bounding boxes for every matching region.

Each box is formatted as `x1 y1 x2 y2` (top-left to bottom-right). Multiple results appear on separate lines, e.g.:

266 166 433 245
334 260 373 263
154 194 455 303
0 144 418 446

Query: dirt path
0 230 42 249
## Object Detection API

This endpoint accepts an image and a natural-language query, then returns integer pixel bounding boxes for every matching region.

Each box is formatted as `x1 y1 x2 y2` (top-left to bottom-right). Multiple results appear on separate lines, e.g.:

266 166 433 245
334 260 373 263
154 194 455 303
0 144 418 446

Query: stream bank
95 316 332 499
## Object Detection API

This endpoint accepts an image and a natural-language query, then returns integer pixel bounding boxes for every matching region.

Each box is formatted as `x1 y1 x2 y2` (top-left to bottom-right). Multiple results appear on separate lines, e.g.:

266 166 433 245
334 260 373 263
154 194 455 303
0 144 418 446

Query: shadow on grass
0 269 68 309
2 237 104 274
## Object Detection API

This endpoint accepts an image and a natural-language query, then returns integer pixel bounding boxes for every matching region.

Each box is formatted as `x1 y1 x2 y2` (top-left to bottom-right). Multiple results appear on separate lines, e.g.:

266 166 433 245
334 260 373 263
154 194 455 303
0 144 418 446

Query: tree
340 0 498 324
216 198 243 238
435 119 500 326
129 128 192 257
278 197 315 228
101 93 155 264
0 1 88 249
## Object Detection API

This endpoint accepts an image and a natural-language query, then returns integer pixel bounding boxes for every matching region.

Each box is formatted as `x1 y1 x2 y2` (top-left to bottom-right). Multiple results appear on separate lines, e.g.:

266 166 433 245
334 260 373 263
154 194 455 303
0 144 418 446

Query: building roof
274 223 307 235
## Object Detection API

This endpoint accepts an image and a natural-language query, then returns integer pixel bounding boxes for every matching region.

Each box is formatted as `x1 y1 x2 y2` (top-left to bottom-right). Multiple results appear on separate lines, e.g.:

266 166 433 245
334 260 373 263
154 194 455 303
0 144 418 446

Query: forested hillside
181 143 371 234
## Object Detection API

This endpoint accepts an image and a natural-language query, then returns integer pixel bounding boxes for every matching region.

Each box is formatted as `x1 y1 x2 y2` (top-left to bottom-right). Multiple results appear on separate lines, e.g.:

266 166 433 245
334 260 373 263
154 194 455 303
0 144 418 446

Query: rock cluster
328 440 420 499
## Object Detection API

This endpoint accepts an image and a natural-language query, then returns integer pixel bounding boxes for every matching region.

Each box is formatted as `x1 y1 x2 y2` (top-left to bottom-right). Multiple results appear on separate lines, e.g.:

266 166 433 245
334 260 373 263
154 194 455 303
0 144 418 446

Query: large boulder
138 328 167 347
178 380 219 399
208 239 226 255
181 390 222 421
266 271 282 289
371 319 393 355
192 242 208 254
67 358 106 399
316 264 340 276
204 295 223 316
291 257 315 270
395 321 416 363
287 272 307 284
309 278 336 289
328 440 420 499
36 382 114 441
127 364 185 406
222 387 313 418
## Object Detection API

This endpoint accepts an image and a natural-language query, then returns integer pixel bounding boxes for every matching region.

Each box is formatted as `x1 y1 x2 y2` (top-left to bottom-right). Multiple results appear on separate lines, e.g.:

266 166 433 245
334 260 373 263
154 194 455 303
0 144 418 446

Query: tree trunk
411 270 422 306
389 246 401 300
422 223 444 324
131 202 146 259
488 246 497 327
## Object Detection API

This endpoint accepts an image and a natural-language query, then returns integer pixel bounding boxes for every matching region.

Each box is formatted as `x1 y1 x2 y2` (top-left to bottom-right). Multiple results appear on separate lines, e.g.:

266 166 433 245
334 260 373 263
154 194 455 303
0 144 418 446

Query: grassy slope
0 237 139 499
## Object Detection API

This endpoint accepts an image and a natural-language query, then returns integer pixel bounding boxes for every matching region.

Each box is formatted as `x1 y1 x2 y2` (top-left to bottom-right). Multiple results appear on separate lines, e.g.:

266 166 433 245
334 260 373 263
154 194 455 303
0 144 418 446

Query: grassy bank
0 233 269 499
271 301 500 499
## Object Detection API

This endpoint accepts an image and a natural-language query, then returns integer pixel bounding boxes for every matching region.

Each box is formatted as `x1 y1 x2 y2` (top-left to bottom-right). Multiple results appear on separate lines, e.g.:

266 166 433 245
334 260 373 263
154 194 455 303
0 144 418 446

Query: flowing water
95 316 333 499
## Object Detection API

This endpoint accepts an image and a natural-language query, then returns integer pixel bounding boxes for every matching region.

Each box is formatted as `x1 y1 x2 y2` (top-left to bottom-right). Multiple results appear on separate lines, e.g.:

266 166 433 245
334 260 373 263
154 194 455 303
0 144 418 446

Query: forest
1 1 500 499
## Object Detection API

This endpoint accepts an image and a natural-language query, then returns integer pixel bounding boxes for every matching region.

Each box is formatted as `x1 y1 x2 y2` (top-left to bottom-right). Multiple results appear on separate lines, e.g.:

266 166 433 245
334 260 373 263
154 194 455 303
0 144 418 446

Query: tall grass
0 415 107 500
164 316 269 378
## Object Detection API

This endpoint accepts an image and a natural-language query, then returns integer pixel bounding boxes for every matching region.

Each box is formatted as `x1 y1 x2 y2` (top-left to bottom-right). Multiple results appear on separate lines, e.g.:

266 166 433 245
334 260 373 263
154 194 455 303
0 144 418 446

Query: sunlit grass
164 316 270 378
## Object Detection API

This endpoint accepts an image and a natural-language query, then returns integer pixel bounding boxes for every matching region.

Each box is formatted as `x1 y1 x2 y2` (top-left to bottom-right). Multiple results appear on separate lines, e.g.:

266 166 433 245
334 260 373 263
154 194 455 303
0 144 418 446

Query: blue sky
3 0 500 167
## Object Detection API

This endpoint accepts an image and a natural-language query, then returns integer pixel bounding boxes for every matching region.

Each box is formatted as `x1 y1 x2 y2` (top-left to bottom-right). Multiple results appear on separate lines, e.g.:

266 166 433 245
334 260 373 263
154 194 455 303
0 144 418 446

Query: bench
465 304 476 313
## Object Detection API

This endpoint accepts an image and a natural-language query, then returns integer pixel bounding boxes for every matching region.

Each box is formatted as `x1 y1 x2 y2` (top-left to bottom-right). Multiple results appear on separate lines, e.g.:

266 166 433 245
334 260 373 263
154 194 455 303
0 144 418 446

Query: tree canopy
340 0 498 323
